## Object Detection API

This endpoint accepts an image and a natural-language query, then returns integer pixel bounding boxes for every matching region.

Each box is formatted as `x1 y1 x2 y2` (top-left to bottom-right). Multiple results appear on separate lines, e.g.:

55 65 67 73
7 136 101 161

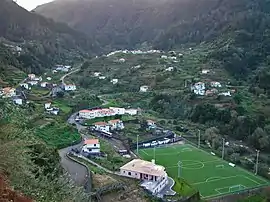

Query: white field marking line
215 184 246 194
186 143 270 184
166 159 220 169
243 176 261 185
206 176 222 182
192 175 240 185
140 150 150 156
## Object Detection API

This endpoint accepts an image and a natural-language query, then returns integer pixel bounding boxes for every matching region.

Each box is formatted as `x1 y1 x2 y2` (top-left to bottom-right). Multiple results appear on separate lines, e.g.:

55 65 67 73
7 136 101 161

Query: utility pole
222 138 225 160
198 129 201 148
136 134 139 154
178 161 181 178
154 145 156 161
255 150 260 175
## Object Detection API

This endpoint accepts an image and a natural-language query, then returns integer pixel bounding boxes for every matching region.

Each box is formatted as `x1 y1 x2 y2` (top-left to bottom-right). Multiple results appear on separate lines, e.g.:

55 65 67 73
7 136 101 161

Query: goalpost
229 185 244 192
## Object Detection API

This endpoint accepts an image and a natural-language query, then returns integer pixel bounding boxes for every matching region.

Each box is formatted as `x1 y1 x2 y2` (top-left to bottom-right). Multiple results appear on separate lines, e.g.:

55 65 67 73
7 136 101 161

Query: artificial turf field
139 144 269 199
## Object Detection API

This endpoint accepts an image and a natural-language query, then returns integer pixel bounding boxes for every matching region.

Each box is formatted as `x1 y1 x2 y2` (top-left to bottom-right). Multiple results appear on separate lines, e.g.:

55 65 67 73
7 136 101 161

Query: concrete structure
119 58 126 62
108 119 124 130
94 122 110 132
125 108 138 115
109 107 125 115
202 69 210 74
28 74 36 80
191 82 205 96
47 77 52 81
64 84 76 91
147 120 156 129
94 72 101 77
82 139 100 154
44 102 51 109
13 97 23 105
111 79 119 85
161 55 168 59
19 83 29 90
211 81 222 88
140 85 149 92
165 67 174 72
40 82 48 88
99 76 106 80
219 91 231 97
120 159 168 195
28 81 38 86
1 87 16 98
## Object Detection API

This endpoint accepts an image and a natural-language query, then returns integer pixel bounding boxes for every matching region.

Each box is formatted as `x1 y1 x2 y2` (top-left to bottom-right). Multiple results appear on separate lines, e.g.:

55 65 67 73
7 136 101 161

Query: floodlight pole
198 129 201 148
154 146 156 161
136 134 139 154
255 150 260 175
222 138 225 160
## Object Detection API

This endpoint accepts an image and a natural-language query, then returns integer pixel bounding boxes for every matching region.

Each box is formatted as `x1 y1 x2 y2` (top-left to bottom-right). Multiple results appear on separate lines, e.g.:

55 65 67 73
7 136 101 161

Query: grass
139 144 269 199
53 99 73 114
35 122 81 149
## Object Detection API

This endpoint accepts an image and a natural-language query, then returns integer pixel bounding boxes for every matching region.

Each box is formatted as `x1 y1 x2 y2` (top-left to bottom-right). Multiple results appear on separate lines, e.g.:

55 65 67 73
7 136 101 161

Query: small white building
44 102 51 109
119 58 126 63
64 84 76 91
120 159 168 195
82 139 100 154
191 82 206 96
147 120 156 129
109 107 125 115
140 86 149 92
28 81 38 86
211 81 222 88
28 74 36 80
219 91 231 97
111 79 119 85
20 83 29 90
52 70 58 74
99 76 106 80
94 72 101 77
201 69 210 74
125 108 138 115
161 55 168 59
40 82 48 88
13 97 23 105
108 119 124 130
94 122 110 132
47 77 52 81
168 56 177 60
165 67 174 72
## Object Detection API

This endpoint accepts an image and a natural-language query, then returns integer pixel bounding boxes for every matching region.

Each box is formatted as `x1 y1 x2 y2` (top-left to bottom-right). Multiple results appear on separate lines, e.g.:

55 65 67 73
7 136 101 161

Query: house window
128 172 131 176
123 171 125 173
94 144 96 146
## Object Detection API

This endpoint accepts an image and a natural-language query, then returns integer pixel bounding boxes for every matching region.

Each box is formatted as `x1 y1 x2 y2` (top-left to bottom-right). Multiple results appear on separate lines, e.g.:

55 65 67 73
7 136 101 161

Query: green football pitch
138 144 269 199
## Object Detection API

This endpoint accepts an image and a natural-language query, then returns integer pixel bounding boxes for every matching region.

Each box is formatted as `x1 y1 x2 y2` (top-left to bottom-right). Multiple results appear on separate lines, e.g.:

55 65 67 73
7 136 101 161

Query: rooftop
108 119 121 123
94 122 108 126
84 139 99 145
120 159 166 177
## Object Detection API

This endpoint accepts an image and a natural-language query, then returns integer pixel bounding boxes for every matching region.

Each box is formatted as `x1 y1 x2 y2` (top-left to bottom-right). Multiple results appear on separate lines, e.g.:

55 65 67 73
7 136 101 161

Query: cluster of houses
0 86 28 106
92 72 119 84
106 49 162 57
44 102 60 115
93 119 125 132
79 107 138 120
53 65 71 73
191 80 235 97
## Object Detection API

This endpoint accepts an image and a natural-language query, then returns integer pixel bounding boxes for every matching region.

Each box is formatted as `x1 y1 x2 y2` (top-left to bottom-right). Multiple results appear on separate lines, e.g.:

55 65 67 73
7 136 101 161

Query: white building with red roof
82 139 100 154
94 122 110 132
108 119 124 130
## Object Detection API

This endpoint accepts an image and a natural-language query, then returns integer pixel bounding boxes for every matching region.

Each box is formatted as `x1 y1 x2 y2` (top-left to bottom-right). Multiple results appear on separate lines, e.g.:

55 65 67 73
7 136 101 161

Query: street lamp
222 138 225 160
255 150 260 175
178 161 182 178
136 134 139 154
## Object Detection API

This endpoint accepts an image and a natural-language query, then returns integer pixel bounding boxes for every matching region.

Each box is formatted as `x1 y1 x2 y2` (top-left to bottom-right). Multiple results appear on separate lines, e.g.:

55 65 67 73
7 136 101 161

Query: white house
20 83 29 90
44 102 51 109
1 87 16 98
168 56 177 60
125 108 138 115
201 69 210 74
94 122 110 132
191 82 205 96
94 72 101 77
64 84 76 91
13 97 23 105
165 67 174 72
119 58 126 62
109 107 125 115
120 159 168 195
140 86 149 92
111 79 119 85
99 76 106 80
82 139 100 154
47 77 52 81
219 91 231 97
28 81 38 86
108 119 124 130
211 81 222 88
28 74 36 80
161 55 168 59
52 70 58 74
40 82 48 88
147 120 156 129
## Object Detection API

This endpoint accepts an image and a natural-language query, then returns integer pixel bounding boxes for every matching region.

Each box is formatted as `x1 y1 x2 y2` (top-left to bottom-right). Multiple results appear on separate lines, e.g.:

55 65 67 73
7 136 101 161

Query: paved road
60 67 81 85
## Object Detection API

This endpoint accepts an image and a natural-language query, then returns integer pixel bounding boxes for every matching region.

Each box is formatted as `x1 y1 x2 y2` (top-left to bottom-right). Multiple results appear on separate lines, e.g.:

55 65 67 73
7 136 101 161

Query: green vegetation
139 144 269 199
35 122 81 149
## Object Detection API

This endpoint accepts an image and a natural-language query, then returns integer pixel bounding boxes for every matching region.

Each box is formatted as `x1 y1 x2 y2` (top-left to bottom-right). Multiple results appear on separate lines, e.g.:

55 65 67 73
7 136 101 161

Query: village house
28 74 36 80
64 84 76 91
44 102 51 109
52 70 58 74
19 83 29 90
205 88 218 96
120 159 168 195
119 58 126 63
47 77 52 81
191 82 205 96
94 72 101 77
82 139 100 154
79 108 116 120
111 79 119 85
109 107 125 115
55 65 70 72
99 76 106 80
140 85 149 92
168 56 177 60
211 81 222 88
1 87 16 98
161 55 168 59
201 69 210 74
165 67 174 72
147 120 157 129
40 82 48 88
47 108 60 115
108 119 124 130
27 81 38 86
219 91 231 97
94 122 110 132
13 96 23 105
125 108 138 115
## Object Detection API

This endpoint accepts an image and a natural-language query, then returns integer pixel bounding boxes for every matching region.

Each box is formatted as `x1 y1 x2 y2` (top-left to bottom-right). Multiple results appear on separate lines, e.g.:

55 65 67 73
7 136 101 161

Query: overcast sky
17 0 54 11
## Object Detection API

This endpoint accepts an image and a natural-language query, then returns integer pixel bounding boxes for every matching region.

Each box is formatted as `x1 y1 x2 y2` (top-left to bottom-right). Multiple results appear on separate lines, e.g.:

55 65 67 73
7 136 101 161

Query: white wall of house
120 169 141 179
110 107 125 115
140 86 149 92
95 124 110 132
125 109 137 115
109 121 124 130
82 143 100 154
14 98 23 105
20 83 29 89
44 103 51 109
64 85 76 91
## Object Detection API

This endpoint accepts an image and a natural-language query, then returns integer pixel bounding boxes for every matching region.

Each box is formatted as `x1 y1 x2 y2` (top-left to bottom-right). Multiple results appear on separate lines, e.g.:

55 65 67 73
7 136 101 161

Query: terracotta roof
2 87 15 93
79 109 92 113
94 122 107 126
108 119 121 123
147 120 156 123
120 159 166 177
84 139 99 145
